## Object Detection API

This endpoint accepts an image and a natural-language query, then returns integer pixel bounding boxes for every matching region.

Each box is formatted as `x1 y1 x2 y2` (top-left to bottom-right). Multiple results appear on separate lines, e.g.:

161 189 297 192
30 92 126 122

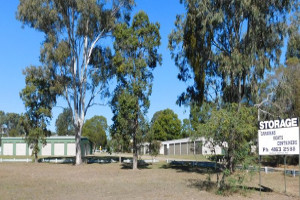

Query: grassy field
0 160 299 200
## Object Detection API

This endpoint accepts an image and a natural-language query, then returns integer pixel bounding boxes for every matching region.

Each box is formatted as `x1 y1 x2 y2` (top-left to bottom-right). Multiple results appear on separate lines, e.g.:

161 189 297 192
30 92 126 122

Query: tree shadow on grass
160 162 222 174
38 156 152 169
187 178 273 194
85 156 121 164
120 160 151 170
38 156 75 164
187 179 218 192
38 156 124 165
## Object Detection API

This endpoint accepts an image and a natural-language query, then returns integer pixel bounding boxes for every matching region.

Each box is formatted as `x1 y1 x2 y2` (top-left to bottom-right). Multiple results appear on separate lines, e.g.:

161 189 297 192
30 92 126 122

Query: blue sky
0 0 190 131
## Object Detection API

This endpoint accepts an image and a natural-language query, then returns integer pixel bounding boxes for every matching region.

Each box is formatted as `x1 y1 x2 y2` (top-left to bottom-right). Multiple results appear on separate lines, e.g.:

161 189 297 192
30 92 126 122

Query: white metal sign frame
258 118 299 155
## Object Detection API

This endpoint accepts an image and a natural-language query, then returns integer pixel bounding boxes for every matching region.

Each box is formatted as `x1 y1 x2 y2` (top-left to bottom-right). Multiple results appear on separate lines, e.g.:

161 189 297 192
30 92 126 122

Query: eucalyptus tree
169 0 296 106
181 118 193 138
55 108 74 136
82 115 108 152
260 36 300 120
20 66 58 162
0 112 23 136
284 31 300 117
111 11 161 170
17 0 134 165
150 109 182 141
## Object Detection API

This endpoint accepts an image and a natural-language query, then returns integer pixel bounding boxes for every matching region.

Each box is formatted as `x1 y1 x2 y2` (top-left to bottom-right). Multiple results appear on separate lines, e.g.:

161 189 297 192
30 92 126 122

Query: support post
259 155 261 196
284 155 286 194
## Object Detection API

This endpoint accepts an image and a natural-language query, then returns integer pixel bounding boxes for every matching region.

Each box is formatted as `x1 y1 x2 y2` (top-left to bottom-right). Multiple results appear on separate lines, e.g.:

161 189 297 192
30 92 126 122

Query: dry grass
0 162 299 200
108 152 209 161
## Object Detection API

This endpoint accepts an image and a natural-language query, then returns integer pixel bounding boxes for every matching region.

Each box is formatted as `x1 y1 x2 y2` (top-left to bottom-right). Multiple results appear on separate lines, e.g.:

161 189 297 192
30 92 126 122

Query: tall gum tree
17 0 134 165
169 0 296 106
111 11 161 170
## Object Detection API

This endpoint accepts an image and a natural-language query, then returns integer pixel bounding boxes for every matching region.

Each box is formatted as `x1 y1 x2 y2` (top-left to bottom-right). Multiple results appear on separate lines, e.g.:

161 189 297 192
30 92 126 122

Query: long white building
140 137 224 156
1 136 92 157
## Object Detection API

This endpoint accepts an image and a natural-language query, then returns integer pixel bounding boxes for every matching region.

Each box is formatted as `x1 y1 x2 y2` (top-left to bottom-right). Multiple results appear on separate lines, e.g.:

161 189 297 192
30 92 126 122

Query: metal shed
1 136 92 157
160 137 223 156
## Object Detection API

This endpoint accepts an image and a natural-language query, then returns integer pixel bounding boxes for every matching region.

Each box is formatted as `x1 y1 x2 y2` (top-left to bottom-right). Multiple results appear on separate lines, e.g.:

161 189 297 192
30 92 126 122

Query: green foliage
216 157 257 196
111 11 161 169
108 132 131 153
82 116 108 151
150 109 182 141
148 140 161 160
181 118 193 138
260 54 300 119
255 9 300 122
20 66 57 162
55 108 74 136
0 111 25 137
198 104 257 173
189 102 212 136
17 0 134 165
169 0 295 106
111 90 139 153
26 127 47 160
287 35 300 59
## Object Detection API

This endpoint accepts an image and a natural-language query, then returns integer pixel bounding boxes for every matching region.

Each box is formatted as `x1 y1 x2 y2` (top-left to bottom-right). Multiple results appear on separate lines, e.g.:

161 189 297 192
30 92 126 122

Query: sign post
258 118 299 195
284 155 286 193
259 155 261 195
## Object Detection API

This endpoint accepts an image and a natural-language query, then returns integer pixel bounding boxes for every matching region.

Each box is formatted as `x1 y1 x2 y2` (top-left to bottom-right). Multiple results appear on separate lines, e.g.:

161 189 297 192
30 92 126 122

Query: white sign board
258 118 299 155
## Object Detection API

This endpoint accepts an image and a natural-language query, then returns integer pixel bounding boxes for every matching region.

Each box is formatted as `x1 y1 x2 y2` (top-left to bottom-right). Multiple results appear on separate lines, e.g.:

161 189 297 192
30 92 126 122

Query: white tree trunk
132 136 138 170
75 124 83 165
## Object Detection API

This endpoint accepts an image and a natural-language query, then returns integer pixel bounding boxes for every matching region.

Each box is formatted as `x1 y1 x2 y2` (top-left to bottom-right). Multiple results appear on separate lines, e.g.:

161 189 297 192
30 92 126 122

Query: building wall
159 137 223 156
1 136 91 157
54 143 65 156
181 143 188 155
42 144 52 156
3 143 13 155
67 143 75 156
16 143 26 156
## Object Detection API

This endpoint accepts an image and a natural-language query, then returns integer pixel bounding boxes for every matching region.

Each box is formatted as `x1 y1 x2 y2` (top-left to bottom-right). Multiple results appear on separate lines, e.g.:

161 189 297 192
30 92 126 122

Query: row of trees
16 0 300 177
56 107 189 150
16 0 183 169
